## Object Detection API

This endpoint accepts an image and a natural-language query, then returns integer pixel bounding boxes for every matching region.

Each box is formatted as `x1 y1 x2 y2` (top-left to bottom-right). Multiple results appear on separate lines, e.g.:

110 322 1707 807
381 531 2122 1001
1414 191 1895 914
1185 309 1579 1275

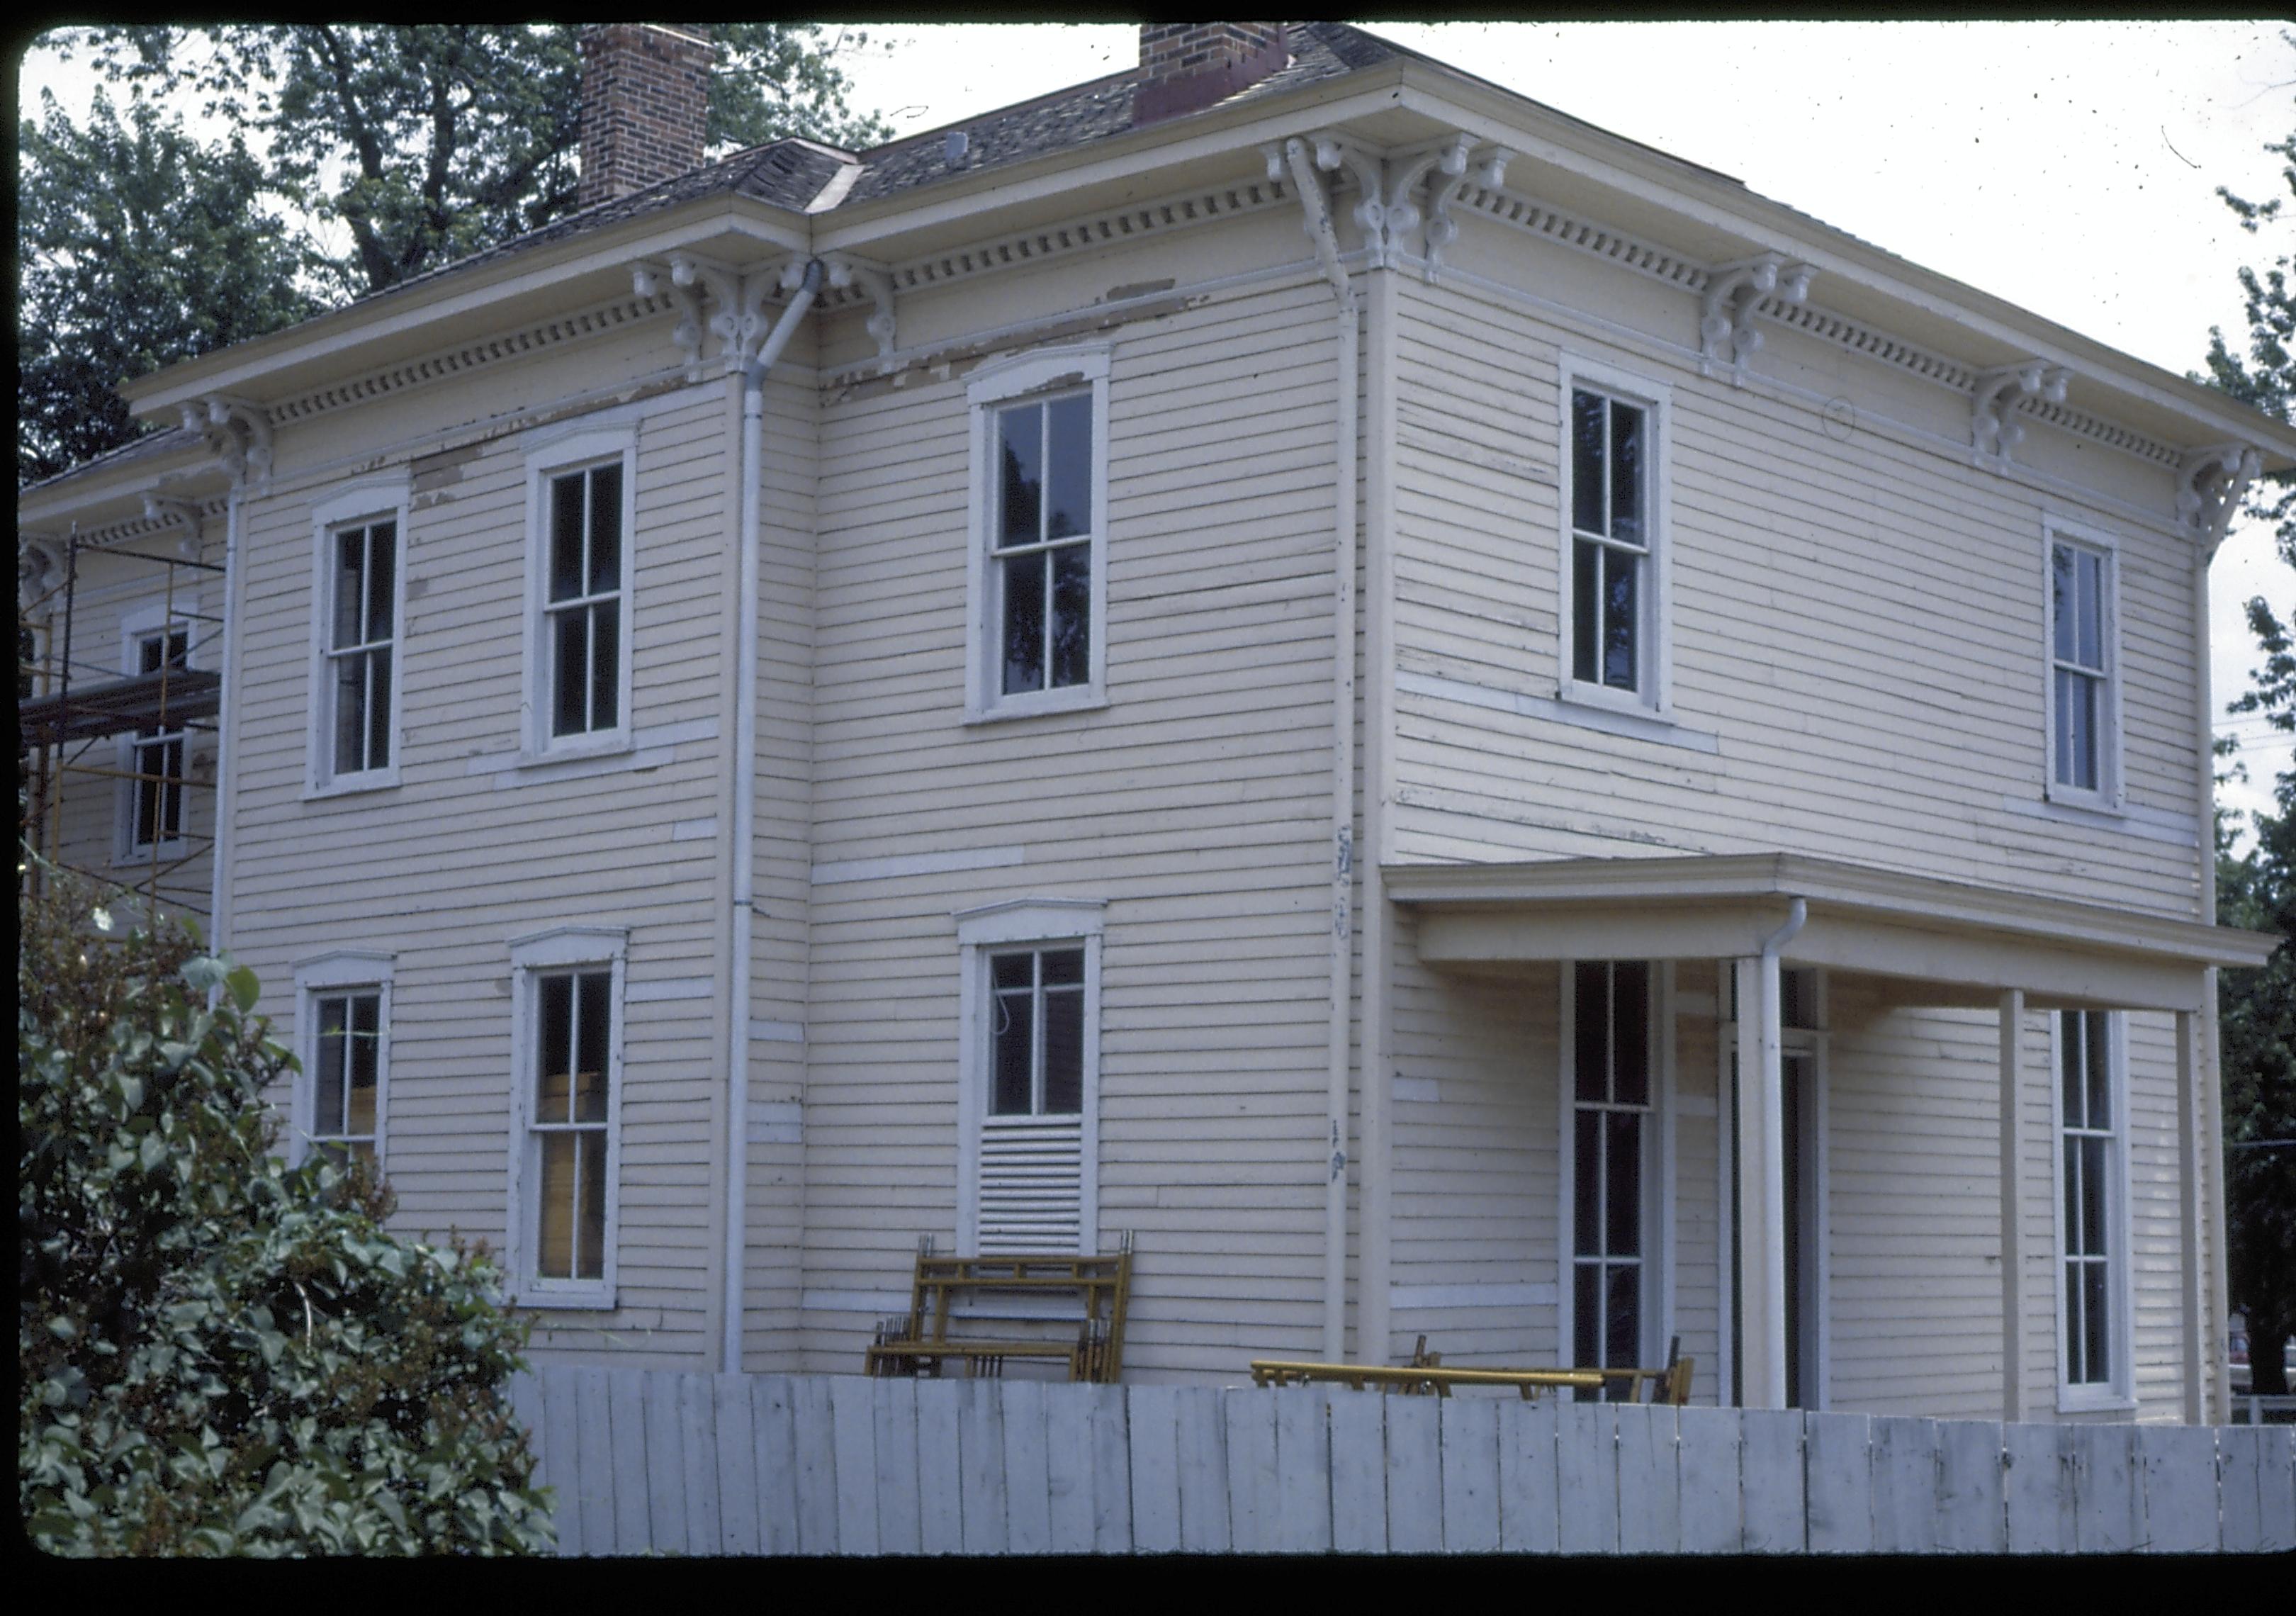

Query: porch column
1998 989 2025 1423
2176 1009 2205 1424
1734 953 1788 1410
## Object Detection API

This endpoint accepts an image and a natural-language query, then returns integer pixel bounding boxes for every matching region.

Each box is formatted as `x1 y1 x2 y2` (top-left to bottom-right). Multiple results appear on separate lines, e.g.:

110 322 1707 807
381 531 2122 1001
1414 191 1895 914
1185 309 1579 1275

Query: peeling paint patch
410 442 480 493
826 293 1201 401
1104 278 1176 303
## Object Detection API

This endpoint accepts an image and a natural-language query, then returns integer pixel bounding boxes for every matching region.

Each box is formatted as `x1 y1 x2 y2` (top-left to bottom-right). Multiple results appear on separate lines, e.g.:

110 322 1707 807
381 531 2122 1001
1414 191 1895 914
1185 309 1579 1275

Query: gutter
721 258 824 1375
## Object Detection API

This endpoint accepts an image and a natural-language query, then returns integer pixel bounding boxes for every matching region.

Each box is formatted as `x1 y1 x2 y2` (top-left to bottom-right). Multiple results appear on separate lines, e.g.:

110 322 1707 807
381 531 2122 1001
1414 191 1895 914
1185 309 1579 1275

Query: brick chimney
1135 23 1289 127
578 24 716 210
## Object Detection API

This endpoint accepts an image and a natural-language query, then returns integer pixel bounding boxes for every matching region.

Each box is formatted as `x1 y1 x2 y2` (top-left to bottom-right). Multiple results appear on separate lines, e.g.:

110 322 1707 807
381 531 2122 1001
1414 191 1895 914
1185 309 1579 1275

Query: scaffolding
19 534 226 924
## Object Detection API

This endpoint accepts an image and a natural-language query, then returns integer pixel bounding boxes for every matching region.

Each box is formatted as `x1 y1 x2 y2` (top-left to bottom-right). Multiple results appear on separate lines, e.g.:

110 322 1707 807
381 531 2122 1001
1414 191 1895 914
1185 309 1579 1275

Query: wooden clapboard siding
800 272 1343 1378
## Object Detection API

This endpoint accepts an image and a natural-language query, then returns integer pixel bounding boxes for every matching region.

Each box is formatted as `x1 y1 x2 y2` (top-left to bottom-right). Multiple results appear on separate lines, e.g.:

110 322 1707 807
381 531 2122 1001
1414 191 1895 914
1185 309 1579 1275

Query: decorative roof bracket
632 258 712 378
1425 144 1514 281
141 494 206 557
19 534 67 617
1378 132 1473 271
1699 254 1816 385
822 254 897 357
1310 131 1385 259
2178 441 2263 549
1970 361 2072 466
178 395 273 489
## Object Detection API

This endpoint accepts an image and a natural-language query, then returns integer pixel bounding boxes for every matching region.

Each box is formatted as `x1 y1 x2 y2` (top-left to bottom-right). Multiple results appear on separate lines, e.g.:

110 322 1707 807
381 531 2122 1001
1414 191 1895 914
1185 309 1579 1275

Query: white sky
21 20 2294 827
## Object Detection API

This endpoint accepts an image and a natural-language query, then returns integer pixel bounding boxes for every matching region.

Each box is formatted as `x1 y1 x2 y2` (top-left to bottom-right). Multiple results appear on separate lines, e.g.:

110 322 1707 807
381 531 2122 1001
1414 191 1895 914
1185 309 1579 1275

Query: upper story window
507 926 626 1309
966 346 1110 722
2054 1009 2130 1408
2047 529 2118 805
524 428 637 757
120 615 190 858
292 950 394 1169
308 478 410 796
1558 357 1671 712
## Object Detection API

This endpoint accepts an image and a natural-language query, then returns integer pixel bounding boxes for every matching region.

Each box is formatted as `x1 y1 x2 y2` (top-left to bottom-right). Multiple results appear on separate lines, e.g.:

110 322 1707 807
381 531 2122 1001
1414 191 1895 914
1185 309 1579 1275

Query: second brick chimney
578 23 716 210
1135 23 1290 127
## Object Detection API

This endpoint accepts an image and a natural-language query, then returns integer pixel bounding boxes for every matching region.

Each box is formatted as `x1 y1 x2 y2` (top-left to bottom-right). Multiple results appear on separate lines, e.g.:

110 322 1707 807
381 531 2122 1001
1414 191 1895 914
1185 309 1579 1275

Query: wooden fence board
913 1379 965 1556
713 1374 760 1556
1555 1401 1618 1554
2071 1423 2140 1554
871 1376 922 1556
2215 1425 2263 1554
642 1372 687 1556
1869 1415 1935 1555
1127 1384 1183 1553
790 1374 838 1555
1329 1391 1387 1553
677 1374 722 1556
1272 1388 1334 1553
607 1369 653 1554
2138 1425 2219 1554
1384 1394 1443 1554
1440 1397 1502 1554
751 1376 799 1556
1043 1383 1099 1555
1174 1387 1232 1554
1225 1389 1280 1554
1497 1397 1561 1554
957 1378 1010 1555
1674 1405 1740 1555
2003 1421 2073 1554
2256 1427 2296 1554
1001 1379 1054 1556
572 1366 615 1556
1739 1410 1806 1554
1933 1420 2005 1555
1802 1412 1872 1554
828 1374 879 1556
1616 1405 1679 1555
541 1369 583 1556
1088 1383 1134 1554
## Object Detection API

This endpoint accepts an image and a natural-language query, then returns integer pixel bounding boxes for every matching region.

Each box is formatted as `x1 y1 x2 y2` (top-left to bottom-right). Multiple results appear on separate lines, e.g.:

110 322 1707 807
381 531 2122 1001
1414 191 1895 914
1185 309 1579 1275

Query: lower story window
2059 1009 2125 1397
1569 959 1655 1393
510 926 625 1307
310 990 382 1162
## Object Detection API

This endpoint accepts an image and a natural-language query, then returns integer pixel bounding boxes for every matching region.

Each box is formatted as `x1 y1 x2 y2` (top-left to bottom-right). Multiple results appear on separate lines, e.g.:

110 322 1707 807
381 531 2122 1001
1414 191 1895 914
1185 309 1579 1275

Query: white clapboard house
19 22 2289 1424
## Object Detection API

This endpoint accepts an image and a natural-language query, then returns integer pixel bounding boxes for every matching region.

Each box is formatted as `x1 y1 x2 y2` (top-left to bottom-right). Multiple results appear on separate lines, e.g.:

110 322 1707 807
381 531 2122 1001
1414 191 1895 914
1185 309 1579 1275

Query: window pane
1044 395 1092 539
334 529 366 650
1572 1108 1602 1257
1043 986 1084 1114
578 1130 608 1281
1049 542 1091 689
992 953 1033 992
1042 949 1084 987
2080 1135 2108 1259
2065 1260 2087 1384
2062 1137 2081 1258
587 466 622 595
575 971 611 1124
2052 544 2076 663
588 603 619 731
2060 1014 2083 1129
367 648 393 768
1602 549 1638 690
553 610 590 736
2083 1013 2110 1130
315 997 348 1135
366 524 396 644
1606 1262 1640 1371
538 1133 576 1279
991 983 1034 1116
1609 401 1643 545
998 403 1043 547
1001 551 1047 695
1606 1111 1642 1258
1571 391 1605 535
1575 962 1607 1101
1574 1264 1600 1367
539 975 573 1123
159 739 184 838
2076 551 2103 670
2080 1262 2108 1384
346 1029 378 1137
1611 961 1649 1106
333 655 368 776
550 474 587 602
1572 540 1600 685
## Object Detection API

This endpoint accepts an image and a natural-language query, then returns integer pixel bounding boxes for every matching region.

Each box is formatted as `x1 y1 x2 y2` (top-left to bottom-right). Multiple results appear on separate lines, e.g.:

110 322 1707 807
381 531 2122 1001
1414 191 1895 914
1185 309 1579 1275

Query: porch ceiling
1385 852 2280 1014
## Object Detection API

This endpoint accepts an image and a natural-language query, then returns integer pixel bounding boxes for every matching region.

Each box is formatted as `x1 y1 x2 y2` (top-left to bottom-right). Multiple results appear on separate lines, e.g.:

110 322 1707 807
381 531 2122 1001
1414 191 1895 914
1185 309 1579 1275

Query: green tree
2200 47 2296 1399
18 860 553 1554
16 88 318 484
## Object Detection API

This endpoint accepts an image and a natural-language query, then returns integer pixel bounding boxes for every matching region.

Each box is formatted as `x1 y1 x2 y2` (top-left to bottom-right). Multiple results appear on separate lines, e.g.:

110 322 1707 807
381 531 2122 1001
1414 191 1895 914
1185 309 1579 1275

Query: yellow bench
864 1246 1132 1384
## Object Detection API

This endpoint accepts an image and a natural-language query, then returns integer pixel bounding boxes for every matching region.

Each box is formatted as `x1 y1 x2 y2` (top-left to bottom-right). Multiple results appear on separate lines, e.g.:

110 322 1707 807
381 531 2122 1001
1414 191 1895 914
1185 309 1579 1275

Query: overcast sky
21 21 2292 825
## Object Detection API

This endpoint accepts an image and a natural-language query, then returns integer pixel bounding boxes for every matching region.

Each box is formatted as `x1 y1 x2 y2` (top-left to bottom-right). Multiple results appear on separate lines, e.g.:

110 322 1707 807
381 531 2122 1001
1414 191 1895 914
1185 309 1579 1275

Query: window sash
1568 388 1651 695
989 947 1086 1118
2049 541 2111 794
128 627 190 848
530 968 614 1282
310 989 382 1161
992 393 1095 698
325 522 395 776
1571 960 1654 1388
544 464 625 739
2056 1010 2120 1392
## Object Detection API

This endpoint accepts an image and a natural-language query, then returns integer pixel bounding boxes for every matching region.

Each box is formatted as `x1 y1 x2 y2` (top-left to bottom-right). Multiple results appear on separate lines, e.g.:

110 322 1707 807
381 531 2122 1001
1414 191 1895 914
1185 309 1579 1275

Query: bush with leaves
18 861 553 1554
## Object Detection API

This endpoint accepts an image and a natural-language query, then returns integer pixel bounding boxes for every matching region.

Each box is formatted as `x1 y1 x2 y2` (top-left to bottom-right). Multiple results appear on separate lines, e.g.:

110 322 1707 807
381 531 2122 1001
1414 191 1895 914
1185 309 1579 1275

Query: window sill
517 733 635 769
302 770 400 804
514 1287 619 1313
2056 1387 2138 1416
964 688 1110 726
113 843 191 870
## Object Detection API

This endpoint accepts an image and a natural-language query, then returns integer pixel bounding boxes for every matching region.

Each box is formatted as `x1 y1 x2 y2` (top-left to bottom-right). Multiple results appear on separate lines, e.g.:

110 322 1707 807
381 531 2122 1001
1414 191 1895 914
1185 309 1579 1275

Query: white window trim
291 949 396 1169
954 898 1105 1255
1556 352 1675 717
2049 1009 2138 1413
505 924 629 1311
522 427 639 763
113 602 197 865
304 475 412 799
963 344 1113 724
1556 958 1672 1374
2041 515 2125 814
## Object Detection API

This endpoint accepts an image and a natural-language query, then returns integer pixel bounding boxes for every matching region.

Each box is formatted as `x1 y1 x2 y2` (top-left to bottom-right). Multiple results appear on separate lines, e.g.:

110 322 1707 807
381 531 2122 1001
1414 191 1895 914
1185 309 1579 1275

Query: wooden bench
863 1244 1132 1384
1249 1335 1694 1405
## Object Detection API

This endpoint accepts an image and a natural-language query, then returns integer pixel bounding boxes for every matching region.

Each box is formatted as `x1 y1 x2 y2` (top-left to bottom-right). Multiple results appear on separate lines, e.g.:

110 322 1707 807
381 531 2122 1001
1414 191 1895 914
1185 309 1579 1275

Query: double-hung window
2055 1009 2131 1407
966 346 1110 721
2047 529 2118 805
293 951 394 1168
1563 959 1660 1394
120 615 190 858
1559 358 1670 711
957 900 1104 1255
508 926 626 1308
524 429 637 756
308 478 409 794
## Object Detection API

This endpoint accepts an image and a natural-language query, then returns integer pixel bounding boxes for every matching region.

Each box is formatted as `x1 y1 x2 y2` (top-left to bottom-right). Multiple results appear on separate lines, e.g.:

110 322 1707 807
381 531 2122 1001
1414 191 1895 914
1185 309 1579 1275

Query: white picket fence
504 1367 2296 1556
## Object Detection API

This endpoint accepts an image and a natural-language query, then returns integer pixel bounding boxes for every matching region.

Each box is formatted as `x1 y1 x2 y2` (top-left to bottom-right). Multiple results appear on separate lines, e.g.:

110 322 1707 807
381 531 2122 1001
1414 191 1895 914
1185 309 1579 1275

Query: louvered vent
978 1116 1083 1254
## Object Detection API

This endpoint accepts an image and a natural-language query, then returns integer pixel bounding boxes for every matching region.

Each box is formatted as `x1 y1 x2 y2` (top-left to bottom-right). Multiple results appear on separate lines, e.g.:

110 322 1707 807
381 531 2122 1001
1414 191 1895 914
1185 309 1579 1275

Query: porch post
1998 989 2025 1423
2176 1009 2205 1425
1734 953 1788 1410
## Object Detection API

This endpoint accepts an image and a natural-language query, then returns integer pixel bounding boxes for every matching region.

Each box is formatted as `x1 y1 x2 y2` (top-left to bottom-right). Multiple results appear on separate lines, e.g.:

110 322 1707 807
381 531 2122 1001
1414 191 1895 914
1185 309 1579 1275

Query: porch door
1731 1046 1824 1408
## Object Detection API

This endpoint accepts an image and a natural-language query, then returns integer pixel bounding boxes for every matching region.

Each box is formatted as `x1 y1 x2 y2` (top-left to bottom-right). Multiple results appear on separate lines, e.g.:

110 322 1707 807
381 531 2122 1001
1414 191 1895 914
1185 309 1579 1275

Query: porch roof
1384 852 2281 1014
